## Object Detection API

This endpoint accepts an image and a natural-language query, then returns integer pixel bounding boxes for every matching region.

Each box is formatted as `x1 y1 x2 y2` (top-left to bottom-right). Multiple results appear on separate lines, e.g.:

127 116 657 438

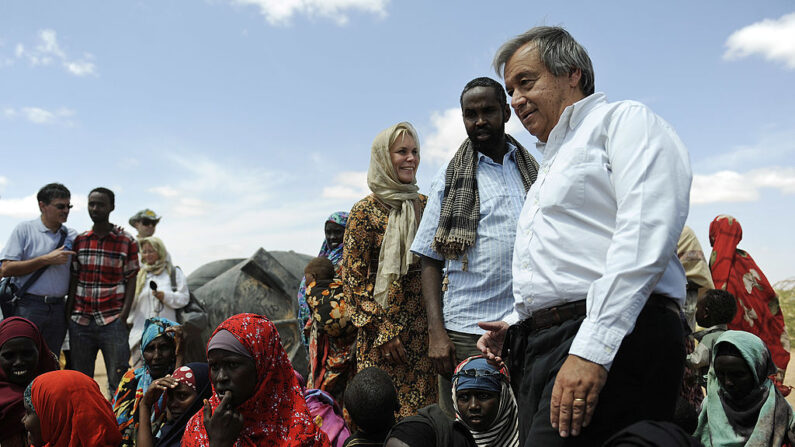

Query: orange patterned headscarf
29 370 122 447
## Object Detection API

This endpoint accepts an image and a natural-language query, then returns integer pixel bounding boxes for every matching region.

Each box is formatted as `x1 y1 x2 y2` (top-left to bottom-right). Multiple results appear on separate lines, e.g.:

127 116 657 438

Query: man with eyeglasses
0 183 78 356
128 208 161 240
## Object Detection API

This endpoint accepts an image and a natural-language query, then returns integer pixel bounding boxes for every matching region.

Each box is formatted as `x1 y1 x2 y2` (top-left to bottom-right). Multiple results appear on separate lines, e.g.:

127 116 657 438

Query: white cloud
149 186 180 198
0 194 39 219
64 57 97 76
422 108 465 165
691 167 795 204
695 127 795 172
13 29 97 76
3 106 75 125
229 0 388 26
321 171 368 199
128 153 356 274
36 29 65 59
724 12 795 69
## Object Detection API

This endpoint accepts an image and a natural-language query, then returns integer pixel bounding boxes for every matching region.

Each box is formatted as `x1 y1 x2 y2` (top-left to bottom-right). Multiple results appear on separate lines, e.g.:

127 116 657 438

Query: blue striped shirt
411 142 528 334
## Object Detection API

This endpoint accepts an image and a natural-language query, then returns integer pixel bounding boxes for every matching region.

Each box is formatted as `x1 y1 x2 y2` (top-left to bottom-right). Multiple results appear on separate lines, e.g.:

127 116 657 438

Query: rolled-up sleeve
410 165 446 261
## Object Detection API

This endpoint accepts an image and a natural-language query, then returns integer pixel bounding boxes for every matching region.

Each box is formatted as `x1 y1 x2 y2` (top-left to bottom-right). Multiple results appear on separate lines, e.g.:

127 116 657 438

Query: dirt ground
94 352 110 399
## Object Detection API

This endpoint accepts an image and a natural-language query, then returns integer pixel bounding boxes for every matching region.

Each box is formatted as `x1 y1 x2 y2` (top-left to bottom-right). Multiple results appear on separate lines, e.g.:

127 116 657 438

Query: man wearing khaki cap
129 208 161 239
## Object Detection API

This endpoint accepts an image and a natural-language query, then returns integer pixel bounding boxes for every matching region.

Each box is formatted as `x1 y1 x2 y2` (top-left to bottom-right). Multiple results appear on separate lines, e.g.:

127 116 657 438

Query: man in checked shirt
67 187 139 396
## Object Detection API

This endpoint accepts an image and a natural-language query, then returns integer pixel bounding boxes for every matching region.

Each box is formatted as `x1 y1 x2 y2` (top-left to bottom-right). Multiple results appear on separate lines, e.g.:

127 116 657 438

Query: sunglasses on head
51 203 73 210
453 368 503 380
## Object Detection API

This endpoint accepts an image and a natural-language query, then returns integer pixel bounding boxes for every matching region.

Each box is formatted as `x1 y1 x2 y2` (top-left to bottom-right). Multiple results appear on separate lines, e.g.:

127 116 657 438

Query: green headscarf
694 330 794 446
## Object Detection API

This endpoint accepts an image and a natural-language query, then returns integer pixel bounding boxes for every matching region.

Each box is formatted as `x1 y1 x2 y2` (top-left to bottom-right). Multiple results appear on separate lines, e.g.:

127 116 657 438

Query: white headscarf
367 122 420 309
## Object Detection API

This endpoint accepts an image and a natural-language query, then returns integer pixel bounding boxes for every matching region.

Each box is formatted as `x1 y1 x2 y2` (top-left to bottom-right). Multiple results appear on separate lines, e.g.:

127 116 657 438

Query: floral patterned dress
305 278 357 402
342 194 437 419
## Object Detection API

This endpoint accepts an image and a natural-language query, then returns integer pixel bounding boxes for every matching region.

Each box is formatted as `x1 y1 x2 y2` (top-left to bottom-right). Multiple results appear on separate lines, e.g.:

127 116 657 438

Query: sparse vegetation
775 278 795 347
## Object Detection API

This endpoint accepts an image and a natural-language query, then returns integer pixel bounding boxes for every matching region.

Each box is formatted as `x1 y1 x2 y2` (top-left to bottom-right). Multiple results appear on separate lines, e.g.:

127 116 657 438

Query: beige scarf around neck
367 122 420 309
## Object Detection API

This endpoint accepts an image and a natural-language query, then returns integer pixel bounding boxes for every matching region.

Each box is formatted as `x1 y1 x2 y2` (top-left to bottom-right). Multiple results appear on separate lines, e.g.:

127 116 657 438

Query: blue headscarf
453 357 502 393
452 356 519 447
137 317 179 392
113 317 178 441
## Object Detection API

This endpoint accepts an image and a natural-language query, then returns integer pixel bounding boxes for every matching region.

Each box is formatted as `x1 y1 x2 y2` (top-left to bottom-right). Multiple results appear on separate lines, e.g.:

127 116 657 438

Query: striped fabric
411 142 528 334
71 227 139 326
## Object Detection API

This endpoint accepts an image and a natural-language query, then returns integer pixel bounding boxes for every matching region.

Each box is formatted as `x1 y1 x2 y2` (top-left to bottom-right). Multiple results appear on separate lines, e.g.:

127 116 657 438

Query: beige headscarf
131 237 173 315
677 226 714 290
367 122 421 309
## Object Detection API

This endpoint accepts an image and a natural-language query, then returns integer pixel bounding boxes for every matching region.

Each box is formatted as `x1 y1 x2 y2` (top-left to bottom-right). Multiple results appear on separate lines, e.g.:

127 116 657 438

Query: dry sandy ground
94 352 110 400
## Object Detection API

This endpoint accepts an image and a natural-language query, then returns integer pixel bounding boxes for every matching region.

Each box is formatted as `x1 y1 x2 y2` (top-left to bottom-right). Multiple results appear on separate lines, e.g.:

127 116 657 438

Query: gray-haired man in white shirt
477 26 692 446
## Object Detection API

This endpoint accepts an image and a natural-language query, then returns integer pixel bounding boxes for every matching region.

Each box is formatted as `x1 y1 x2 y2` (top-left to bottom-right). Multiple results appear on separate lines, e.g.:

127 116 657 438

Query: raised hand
476 321 509 366
43 246 76 265
203 392 244 447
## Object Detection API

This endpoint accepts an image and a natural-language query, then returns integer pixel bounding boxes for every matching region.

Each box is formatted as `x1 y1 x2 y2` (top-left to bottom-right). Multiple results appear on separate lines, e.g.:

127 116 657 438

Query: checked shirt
71 226 139 326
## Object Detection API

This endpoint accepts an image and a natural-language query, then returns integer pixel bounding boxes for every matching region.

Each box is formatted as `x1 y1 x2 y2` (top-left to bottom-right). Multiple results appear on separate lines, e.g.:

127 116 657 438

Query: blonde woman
127 237 189 366
342 122 437 418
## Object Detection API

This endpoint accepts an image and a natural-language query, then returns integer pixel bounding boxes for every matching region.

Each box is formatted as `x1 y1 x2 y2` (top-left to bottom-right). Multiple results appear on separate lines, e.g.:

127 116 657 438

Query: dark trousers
13 296 67 357
507 298 685 447
69 318 130 398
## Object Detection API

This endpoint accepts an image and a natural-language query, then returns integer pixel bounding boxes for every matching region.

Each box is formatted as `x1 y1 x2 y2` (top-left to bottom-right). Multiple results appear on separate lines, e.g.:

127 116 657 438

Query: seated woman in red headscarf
182 313 330 447
0 317 58 447
22 370 122 447
709 215 790 393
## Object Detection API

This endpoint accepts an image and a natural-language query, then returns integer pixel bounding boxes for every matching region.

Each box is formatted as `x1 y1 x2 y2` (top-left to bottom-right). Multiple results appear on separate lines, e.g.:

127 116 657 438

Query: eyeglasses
51 203 73 210
141 220 158 226
453 369 503 380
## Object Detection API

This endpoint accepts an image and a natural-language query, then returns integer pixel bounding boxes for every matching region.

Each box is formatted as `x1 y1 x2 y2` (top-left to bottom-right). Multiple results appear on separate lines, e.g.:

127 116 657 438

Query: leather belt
519 294 678 332
521 300 587 332
23 293 66 304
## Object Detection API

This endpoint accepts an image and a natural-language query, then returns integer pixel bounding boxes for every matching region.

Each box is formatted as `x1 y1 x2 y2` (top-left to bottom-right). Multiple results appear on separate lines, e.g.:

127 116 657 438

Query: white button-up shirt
510 92 692 367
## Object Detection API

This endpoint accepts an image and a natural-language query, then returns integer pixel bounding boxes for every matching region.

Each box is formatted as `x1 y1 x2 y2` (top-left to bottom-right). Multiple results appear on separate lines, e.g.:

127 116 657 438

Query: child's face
305 272 316 285
714 354 755 400
695 301 709 326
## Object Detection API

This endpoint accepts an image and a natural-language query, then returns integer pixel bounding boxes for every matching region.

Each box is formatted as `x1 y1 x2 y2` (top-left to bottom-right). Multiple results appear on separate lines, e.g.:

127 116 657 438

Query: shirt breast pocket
539 164 585 210
539 161 607 211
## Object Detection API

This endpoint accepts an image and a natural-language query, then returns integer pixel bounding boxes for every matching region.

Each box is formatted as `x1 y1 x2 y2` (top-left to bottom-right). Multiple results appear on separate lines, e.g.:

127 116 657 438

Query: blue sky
1 0 794 284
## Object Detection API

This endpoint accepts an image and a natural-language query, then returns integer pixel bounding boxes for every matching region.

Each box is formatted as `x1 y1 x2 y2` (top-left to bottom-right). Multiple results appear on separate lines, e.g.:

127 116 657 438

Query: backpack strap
170 265 179 292
17 229 68 297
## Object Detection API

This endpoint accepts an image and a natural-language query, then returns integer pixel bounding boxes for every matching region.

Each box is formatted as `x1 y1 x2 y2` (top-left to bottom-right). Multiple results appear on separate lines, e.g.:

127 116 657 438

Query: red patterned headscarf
709 215 790 379
0 317 58 442
182 313 329 447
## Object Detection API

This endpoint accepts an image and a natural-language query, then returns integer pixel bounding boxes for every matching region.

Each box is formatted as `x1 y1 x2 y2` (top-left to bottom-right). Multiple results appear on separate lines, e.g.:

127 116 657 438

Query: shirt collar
534 92 607 154
85 225 120 240
36 216 64 234
476 139 518 163
567 92 606 130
